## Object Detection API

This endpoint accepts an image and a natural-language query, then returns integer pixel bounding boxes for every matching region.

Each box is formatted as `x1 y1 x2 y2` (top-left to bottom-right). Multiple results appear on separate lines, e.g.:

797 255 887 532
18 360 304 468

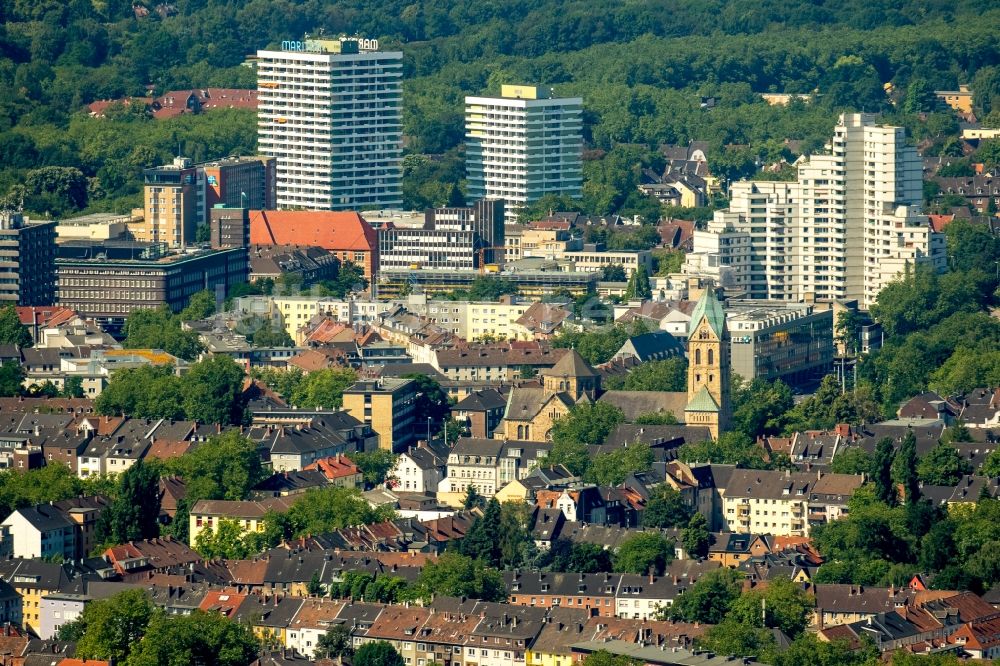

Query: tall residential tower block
697 114 945 307
465 85 582 221
257 38 403 210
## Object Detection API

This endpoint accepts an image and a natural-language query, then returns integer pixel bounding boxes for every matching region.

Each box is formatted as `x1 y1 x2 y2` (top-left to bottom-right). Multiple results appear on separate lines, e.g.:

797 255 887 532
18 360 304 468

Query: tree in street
164 430 266 502
540 539 613 573
461 498 503 566
403 373 451 427
918 443 972 486
414 553 505 602
624 264 652 300
315 625 354 661
123 306 202 361
873 437 897 506
614 532 673 575
893 431 920 504
549 403 625 475
291 367 358 409
666 568 743 624
727 577 813 637
348 450 399 486
604 358 687 392
124 609 259 666
71 589 154 662
194 519 251 559
586 442 654 486
178 289 216 321
642 486 693 529
95 459 161 546
0 306 31 348
0 364 25 397
681 512 711 559
679 431 779 470
354 642 406 666
830 447 873 475
462 484 485 510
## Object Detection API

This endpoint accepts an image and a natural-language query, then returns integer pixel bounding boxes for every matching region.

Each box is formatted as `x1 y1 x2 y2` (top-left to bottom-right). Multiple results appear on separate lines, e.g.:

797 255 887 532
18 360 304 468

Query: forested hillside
2 0 999 215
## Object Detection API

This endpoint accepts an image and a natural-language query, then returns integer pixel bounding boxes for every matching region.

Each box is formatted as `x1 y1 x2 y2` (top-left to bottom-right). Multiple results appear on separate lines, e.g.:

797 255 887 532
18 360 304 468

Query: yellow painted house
0 560 74 634
188 497 295 546
495 479 530 504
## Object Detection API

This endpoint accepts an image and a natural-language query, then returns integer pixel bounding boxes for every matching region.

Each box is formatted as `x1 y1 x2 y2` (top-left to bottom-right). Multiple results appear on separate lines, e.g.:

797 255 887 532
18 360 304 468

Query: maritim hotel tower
466 85 582 222
257 37 403 210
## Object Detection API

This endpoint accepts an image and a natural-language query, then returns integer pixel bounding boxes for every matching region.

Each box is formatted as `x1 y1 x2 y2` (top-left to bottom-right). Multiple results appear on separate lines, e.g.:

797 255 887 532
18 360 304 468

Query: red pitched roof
288 348 348 373
304 453 362 481
16 306 78 328
202 88 258 110
657 219 695 249
199 589 249 617
102 536 201 575
249 210 376 253
928 214 955 232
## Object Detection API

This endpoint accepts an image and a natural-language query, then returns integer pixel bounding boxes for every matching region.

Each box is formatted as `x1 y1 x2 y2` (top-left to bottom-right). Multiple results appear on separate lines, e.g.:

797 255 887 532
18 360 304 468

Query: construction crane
477 246 506 274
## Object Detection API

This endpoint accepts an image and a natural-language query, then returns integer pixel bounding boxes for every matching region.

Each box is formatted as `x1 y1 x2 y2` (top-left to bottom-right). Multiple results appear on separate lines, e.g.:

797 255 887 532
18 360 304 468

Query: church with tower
683 288 731 438
495 288 732 440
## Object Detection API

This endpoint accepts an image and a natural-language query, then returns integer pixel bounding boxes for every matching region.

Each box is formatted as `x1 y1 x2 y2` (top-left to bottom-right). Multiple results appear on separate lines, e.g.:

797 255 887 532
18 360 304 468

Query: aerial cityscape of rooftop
0 3 999 665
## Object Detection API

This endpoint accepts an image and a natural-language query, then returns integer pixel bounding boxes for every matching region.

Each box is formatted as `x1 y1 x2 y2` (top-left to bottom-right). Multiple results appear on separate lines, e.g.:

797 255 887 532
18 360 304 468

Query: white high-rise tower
465 85 582 222
717 114 945 307
257 37 402 210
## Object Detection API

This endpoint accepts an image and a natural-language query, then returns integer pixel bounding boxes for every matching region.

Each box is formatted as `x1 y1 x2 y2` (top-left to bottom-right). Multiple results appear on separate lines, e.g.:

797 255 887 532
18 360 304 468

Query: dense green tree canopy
642 486 693 529
666 568 744 624
124 609 259 666
603 358 687 392
540 539 613 573
96 356 246 425
414 552 506 601
354 642 406 666
95 459 161 546
69 589 155 663
290 367 358 410
123 306 202 361
613 532 674 575
0 306 32 348
548 403 626 476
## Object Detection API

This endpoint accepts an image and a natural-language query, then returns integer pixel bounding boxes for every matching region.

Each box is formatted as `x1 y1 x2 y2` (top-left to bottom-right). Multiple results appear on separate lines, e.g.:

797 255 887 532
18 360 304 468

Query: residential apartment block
681 216 751 296
0 211 56 307
257 38 403 210
716 114 946 307
141 156 275 248
720 469 863 537
466 85 582 221
341 377 419 452
188 497 295 545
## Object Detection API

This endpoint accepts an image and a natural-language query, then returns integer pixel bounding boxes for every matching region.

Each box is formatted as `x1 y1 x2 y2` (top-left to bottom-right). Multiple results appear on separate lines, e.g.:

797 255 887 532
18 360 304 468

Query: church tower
684 288 731 439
